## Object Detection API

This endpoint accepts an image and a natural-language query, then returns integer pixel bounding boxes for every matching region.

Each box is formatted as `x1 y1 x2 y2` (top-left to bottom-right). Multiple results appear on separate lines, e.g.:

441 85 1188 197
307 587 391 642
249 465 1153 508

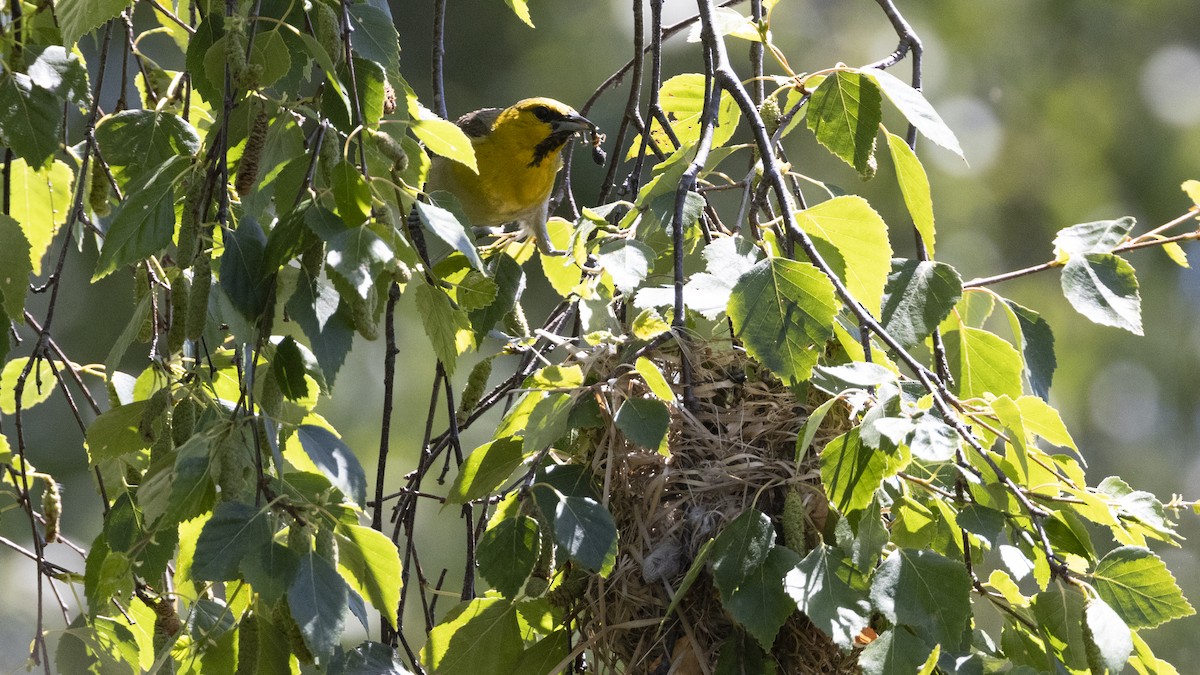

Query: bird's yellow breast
443 124 563 226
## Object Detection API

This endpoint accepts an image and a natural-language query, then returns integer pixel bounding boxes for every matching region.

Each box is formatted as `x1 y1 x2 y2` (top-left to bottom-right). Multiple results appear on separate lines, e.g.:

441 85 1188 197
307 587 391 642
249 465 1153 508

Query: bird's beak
552 113 596 135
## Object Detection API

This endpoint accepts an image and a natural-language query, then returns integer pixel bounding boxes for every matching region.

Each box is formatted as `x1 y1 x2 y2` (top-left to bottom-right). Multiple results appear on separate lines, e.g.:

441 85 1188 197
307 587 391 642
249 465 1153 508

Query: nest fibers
565 341 860 674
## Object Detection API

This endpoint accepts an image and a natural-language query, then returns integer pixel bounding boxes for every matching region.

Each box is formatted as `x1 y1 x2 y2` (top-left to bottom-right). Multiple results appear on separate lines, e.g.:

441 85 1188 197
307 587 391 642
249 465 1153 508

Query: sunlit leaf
1093 547 1195 629
796 196 892 315
870 548 971 649
885 131 937 254
1061 253 1142 335
784 545 870 649
865 67 964 159
9 157 74 276
806 70 882 178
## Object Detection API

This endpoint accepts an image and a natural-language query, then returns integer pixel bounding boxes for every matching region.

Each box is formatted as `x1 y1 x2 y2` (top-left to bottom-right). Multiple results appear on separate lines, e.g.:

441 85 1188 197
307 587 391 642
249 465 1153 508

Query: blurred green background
2 0 1199 671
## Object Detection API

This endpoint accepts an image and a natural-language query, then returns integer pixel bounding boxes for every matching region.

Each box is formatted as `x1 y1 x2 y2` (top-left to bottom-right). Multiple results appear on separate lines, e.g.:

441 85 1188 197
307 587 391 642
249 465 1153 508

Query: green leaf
614 398 671 451
415 201 484 271
95 110 200 183
56 0 130 47
288 271 356 387
477 515 539 597
870 548 971 649
723 546 802 649
864 67 965 159
165 436 216 525
1001 299 1057 400
218 218 272 320
1085 597 1133 674
0 72 62 167
710 510 776 598
0 214 33 321
632 74 741 156
524 393 575 453
191 501 273 581
93 155 191 280
1061 253 1143 335
944 327 1024 400
535 487 618 575
0 357 58 415
411 105 478 173
909 415 959 463
596 239 653 293
239 543 299 606
858 628 935 675
881 259 962 348
421 598 522 675
1093 546 1195 629
347 4 403 83
9 157 74 276
272 336 311 401
447 437 528 504
806 70 882 178
1054 217 1136 256
296 425 367 506
1032 583 1088 670
784 545 870 649
306 207 394 299
885 131 937 254
796 196 892 315
727 258 840 385
504 0 535 27
414 281 473 375
84 400 150 462
329 160 372 226
335 524 402 628
332 641 410 674
27 45 90 107
289 552 349 659
635 357 676 403
821 427 908 516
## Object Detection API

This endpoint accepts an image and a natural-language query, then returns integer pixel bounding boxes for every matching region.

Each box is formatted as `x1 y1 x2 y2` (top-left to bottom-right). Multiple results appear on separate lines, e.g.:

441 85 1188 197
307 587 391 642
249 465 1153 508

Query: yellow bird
425 98 596 256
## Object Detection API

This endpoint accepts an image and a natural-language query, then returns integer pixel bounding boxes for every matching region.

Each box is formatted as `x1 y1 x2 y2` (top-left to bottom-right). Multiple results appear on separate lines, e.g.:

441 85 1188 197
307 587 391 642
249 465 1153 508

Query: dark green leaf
297 424 367 506
1053 217 1136 256
26 45 90 106
727 258 840 385
84 400 150 462
870 548 971 649
1061 253 1143 335
447 437 528 504
470 254 524 333
533 486 618 575
185 14 224 106
806 70 882 178
288 271 355 387
0 71 62 166
614 398 670 451
714 633 774 675
165 436 216 524
288 552 349 659
0 214 32 323
821 427 908 516
1002 300 1057 400
414 281 472 375
219 218 273 319
272 336 311 400
335 524 402 628
858 627 935 675
192 501 273 581
943 327 1024 400
330 641 410 675
93 155 191 280
347 4 402 83
1093 546 1195 629
784 545 870 649
710 510 776 598
881 259 962 349
95 110 200 183
307 207 394 300
512 631 569 675
239 542 299 605
723 546 802 649
330 160 372 226
477 515 540 597
523 392 575 453
420 598 522 675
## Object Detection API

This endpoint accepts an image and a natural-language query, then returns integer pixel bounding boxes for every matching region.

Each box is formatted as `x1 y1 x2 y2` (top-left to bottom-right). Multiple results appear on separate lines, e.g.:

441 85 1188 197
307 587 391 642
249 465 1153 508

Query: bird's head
495 98 596 167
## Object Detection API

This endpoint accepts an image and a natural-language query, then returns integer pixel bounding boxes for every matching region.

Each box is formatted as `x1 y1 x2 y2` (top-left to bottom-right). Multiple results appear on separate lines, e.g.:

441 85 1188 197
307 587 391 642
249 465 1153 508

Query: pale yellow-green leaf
1182 179 1200 207
504 0 535 27
10 158 74 276
627 74 740 159
1016 395 1078 451
0 357 59 415
795 195 892 315
411 105 478 173
635 357 676 402
885 131 936 256
631 308 671 340
539 218 583 297
1162 241 1188 268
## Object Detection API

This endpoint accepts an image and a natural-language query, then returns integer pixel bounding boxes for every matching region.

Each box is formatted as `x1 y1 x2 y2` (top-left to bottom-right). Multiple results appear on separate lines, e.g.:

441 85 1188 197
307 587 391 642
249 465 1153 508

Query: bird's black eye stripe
531 104 555 122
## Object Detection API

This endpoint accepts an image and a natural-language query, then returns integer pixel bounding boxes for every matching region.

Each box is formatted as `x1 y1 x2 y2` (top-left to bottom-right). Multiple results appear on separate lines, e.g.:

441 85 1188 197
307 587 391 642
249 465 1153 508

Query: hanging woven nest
565 340 862 674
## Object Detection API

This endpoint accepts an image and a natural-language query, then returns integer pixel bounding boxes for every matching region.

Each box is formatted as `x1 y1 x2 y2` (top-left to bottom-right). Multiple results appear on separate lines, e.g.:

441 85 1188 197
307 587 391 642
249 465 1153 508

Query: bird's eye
531 105 553 121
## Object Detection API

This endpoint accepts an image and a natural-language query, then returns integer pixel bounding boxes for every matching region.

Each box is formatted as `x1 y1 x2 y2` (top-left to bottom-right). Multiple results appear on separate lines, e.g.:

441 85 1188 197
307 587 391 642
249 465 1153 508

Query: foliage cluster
0 0 1198 674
